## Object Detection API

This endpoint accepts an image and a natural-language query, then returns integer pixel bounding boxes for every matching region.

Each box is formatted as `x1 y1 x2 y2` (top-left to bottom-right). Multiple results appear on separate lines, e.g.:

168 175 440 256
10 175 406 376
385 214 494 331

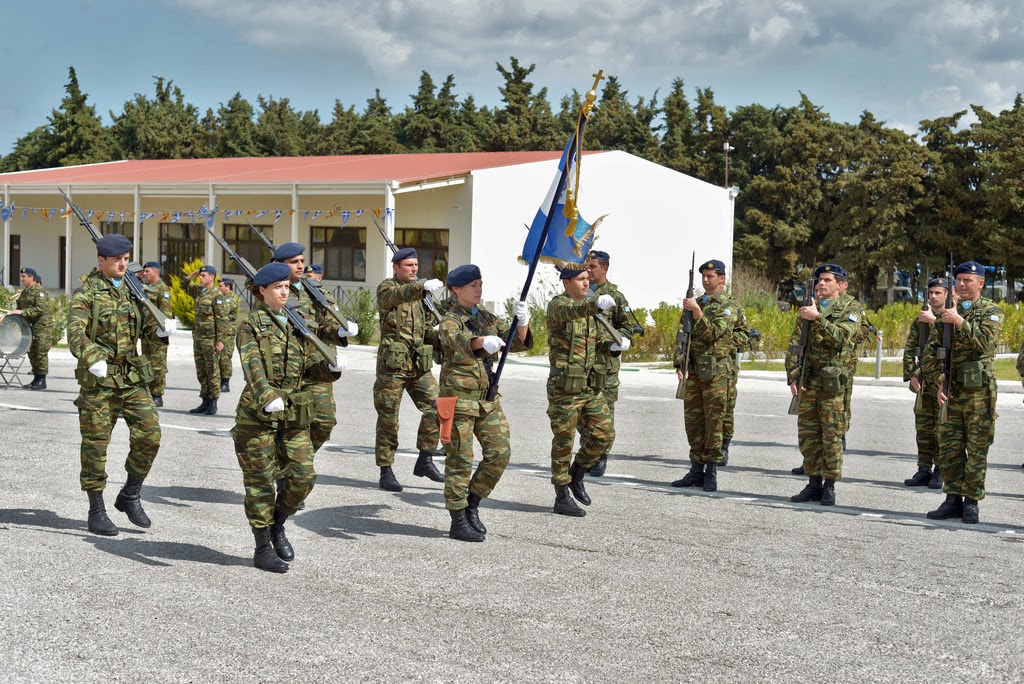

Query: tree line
4 59 1022 304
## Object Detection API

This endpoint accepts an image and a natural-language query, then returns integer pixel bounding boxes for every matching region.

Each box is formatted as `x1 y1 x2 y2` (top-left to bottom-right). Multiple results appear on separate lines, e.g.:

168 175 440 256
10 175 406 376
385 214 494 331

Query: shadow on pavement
142 485 243 508
0 508 97 535
294 504 442 540
85 537 251 568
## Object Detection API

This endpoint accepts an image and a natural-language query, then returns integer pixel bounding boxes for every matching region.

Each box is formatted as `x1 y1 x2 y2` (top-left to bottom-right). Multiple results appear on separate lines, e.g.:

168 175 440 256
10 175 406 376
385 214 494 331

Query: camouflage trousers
913 385 940 469
373 368 439 466
577 384 617 459
796 385 847 481
28 324 53 375
218 344 234 382
192 338 221 399
310 381 337 453
444 398 511 510
547 387 613 486
842 364 856 435
232 419 316 528
937 385 998 501
76 384 161 491
142 337 168 396
723 358 739 442
683 364 733 465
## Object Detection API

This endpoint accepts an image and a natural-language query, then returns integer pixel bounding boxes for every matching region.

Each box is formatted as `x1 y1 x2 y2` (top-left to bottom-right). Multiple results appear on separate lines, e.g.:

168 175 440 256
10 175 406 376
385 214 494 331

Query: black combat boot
670 461 705 488
29 375 46 390
379 466 403 492
553 484 586 517
791 465 805 475
904 467 931 487
86 491 119 536
114 474 151 528
720 439 731 467
270 507 294 561
820 479 836 506
791 476 823 503
204 398 218 416
962 498 980 524
703 463 718 492
253 527 288 573
152 394 163 408
220 380 230 393
568 461 591 505
413 450 444 482
927 466 943 490
189 396 210 414
466 493 487 534
23 374 38 389
926 494 964 520
449 508 486 541
588 454 608 477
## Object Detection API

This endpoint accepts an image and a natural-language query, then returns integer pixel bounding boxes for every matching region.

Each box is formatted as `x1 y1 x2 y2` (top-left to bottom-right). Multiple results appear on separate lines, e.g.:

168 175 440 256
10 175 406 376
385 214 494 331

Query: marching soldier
784 264 859 506
231 262 343 573
670 259 741 492
67 234 176 536
12 267 53 390
138 262 173 407
216 277 241 393
373 246 446 492
901 279 948 489
436 264 532 541
922 261 1002 524
186 265 228 416
546 266 620 517
579 249 633 477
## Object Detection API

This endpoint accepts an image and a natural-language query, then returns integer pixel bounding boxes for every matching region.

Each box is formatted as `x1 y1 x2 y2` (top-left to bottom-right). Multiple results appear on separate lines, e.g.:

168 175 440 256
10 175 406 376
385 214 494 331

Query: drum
0 313 32 358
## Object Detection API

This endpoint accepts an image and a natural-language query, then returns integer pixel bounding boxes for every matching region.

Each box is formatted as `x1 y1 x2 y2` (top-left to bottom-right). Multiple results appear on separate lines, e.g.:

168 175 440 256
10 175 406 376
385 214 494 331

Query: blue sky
2 0 1021 155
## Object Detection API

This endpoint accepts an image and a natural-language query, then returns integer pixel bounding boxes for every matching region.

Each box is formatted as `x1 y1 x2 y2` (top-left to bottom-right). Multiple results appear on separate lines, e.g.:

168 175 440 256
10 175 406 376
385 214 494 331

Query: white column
290 183 299 243
383 182 396 274
64 186 73 296
133 185 141 262
208 187 218 269
2 184 9 289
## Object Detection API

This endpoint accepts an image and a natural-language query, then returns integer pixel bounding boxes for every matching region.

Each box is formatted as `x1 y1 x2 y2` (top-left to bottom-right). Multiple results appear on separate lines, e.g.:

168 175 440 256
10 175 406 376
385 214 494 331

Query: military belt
449 388 489 401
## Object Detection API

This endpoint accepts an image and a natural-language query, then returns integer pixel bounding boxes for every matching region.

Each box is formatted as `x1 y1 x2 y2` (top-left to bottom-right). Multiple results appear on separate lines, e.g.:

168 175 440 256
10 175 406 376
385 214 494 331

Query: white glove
156 318 178 338
338 321 359 338
329 355 348 373
423 279 444 293
597 294 615 311
482 335 505 354
513 301 530 326
264 397 285 413
610 338 631 352
88 360 108 378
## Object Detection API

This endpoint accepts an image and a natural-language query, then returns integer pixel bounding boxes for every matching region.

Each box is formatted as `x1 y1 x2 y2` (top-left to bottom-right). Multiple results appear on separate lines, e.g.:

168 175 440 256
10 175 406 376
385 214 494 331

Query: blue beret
446 264 481 287
305 264 323 274
589 250 610 260
272 242 305 261
253 262 291 287
813 263 846 279
392 247 417 263
927 278 949 289
700 259 726 274
198 265 217 276
143 261 160 270
220 277 235 288
96 234 132 257
953 261 985 277
559 266 586 280
20 267 39 279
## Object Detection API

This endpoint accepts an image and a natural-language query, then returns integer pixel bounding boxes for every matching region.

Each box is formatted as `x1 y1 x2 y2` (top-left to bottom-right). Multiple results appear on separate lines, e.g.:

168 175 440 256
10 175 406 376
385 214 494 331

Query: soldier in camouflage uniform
1018 335 1024 469
784 264 860 506
186 265 228 416
922 261 1002 525
437 264 533 542
546 266 621 517
670 259 741 493
216 277 241 393
374 246 446 492
138 262 173 407
721 306 750 466
578 249 633 477
67 234 176 536
231 262 343 573
12 267 53 390
901 279 948 489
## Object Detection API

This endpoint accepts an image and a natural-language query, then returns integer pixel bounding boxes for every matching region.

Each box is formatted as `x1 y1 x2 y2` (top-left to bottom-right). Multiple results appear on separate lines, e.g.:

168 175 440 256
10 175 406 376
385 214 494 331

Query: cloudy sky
2 0 1021 155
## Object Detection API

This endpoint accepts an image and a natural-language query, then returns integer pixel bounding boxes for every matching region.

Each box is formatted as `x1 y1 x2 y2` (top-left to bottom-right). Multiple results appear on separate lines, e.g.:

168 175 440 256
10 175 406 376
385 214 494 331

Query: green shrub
48 293 70 345
169 257 205 328
341 287 378 345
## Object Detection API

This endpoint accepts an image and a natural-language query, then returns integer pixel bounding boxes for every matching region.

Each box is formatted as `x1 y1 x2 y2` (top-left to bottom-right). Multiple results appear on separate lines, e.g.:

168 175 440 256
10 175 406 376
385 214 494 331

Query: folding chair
0 313 32 389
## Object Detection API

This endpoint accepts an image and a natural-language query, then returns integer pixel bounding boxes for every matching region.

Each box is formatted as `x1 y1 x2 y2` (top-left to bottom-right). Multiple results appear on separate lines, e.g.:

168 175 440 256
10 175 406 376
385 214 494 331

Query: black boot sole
88 518 119 536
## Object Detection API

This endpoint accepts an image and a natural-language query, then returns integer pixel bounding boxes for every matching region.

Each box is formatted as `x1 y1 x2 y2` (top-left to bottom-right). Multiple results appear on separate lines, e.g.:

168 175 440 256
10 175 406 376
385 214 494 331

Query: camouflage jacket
235 303 340 425
902 313 939 382
730 305 750 358
675 292 741 368
191 285 229 343
16 282 52 332
376 277 438 373
921 296 1003 389
220 291 241 340
145 279 173 318
836 294 869 370
591 281 633 377
291 279 348 348
439 304 533 404
546 293 617 383
68 269 165 386
784 296 860 385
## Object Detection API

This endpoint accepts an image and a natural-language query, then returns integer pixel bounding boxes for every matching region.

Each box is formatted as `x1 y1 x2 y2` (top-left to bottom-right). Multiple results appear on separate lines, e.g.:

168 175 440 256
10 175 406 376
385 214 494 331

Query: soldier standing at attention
186 265 227 416
305 264 324 282
901 279 948 489
670 259 741 492
785 264 859 506
12 267 53 390
579 250 633 477
68 234 176 536
374 246 446 492
231 262 343 573
138 262 173 407
720 306 750 466
922 261 1002 524
437 264 532 541
546 266 620 517
217 277 241 394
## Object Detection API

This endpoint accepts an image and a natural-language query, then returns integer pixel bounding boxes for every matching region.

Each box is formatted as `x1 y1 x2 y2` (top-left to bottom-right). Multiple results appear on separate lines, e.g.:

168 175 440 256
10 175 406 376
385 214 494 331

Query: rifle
676 252 697 380
368 210 443 325
937 273 955 423
205 222 338 367
245 221 350 333
788 279 815 416
58 188 169 331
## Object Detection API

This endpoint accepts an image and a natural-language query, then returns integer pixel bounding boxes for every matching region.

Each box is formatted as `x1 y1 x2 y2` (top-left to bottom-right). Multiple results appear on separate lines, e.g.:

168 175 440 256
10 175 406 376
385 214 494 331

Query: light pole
723 141 735 188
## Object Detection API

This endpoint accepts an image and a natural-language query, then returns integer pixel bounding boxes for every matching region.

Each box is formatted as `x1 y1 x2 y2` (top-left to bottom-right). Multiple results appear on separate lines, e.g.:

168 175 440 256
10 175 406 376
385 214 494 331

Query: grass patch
741 357 1024 380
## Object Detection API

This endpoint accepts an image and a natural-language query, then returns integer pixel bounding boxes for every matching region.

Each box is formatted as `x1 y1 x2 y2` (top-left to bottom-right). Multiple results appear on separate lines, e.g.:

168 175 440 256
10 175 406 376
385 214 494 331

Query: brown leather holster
435 396 457 444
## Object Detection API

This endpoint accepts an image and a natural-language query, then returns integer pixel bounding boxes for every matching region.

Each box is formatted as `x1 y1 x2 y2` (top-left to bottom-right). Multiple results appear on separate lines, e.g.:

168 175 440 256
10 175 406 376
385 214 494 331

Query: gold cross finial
584 69 605 110
590 69 605 91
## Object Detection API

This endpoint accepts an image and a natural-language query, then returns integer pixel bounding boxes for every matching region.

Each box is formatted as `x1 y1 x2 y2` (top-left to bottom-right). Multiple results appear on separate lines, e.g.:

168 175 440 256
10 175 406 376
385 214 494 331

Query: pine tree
45 66 111 167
